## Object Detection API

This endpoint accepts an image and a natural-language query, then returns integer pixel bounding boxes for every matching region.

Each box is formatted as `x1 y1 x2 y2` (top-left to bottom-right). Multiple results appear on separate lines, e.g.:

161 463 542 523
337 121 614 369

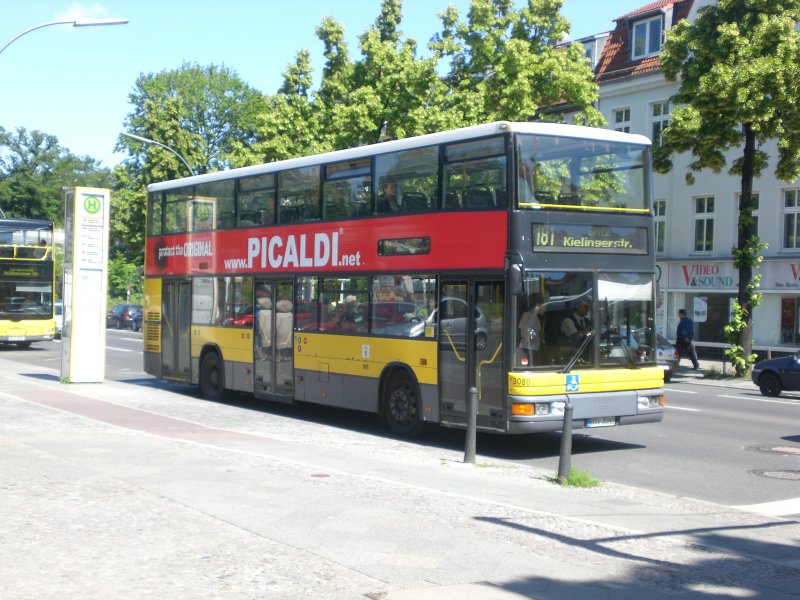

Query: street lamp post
0 18 129 56
121 132 196 177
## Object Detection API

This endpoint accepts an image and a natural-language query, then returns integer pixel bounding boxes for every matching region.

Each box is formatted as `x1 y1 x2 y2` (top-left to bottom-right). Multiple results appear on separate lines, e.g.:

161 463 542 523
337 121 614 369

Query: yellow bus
143 122 664 436
0 218 56 348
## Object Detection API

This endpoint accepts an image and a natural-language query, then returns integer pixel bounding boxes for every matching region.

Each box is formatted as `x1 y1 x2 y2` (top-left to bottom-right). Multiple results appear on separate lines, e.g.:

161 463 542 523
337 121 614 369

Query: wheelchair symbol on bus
565 374 579 392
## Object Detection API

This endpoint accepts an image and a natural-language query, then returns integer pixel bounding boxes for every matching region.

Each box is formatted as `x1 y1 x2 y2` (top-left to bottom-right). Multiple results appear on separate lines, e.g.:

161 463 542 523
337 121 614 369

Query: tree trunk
735 123 757 376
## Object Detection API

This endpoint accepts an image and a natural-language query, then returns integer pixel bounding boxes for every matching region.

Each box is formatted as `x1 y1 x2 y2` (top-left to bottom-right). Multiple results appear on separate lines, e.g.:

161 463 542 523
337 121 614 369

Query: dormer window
632 15 663 59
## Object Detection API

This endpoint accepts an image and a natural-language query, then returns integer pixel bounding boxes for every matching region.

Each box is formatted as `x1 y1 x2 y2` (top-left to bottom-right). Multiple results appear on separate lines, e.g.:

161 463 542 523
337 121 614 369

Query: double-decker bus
0 218 56 347
143 121 664 436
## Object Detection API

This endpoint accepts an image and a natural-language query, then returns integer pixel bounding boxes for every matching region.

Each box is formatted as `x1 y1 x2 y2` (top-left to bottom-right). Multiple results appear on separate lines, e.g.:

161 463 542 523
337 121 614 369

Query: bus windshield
516 134 648 211
513 271 656 370
0 220 54 322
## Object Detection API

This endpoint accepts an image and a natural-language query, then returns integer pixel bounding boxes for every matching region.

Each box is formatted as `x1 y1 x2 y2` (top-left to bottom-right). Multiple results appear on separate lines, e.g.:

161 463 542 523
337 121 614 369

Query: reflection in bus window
239 174 275 227
324 159 371 219
444 137 507 210
516 134 647 211
205 276 253 327
279 166 320 223
375 147 437 214
320 276 368 333
196 180 235 230
164 187 192 233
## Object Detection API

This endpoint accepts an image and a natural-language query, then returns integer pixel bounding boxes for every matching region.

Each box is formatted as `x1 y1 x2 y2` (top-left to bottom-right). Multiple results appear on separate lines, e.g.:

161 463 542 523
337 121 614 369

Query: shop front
660 259 800 350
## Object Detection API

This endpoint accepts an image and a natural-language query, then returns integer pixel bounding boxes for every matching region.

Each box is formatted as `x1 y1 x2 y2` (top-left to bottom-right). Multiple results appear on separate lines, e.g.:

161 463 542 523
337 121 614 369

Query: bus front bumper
506 388 664 434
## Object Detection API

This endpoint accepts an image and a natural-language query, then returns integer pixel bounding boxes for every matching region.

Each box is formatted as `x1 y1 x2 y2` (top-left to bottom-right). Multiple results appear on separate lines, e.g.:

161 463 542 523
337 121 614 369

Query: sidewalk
1 355 798 599
669 356 758 389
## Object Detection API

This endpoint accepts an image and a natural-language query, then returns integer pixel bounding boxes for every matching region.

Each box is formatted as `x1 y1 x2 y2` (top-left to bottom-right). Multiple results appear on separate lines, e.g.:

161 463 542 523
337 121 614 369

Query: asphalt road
2 332 798 512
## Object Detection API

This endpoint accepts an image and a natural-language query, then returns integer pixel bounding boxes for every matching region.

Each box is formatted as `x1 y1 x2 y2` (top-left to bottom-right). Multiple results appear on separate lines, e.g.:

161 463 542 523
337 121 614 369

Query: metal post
557 398 574 481
464 386 477 464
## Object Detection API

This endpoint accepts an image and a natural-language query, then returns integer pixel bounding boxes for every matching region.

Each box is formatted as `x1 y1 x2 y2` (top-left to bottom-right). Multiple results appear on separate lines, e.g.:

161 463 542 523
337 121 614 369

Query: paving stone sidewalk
1 356 798 599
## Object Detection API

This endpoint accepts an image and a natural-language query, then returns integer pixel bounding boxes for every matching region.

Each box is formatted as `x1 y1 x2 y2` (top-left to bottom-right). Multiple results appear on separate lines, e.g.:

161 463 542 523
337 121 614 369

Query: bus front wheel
199 351 226 401
383 371 423 437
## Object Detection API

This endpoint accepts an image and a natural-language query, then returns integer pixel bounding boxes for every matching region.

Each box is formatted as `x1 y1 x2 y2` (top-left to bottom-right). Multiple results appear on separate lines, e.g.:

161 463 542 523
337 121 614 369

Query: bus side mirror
509 264 526 296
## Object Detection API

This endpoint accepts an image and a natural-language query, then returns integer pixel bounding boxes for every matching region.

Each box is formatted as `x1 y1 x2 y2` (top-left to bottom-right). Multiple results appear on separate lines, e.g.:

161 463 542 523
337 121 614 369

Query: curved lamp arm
121 132 196 177
0 18 129 56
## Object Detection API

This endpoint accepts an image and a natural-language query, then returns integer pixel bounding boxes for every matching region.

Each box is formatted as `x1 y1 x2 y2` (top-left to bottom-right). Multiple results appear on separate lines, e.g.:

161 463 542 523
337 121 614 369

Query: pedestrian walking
676 308 700 369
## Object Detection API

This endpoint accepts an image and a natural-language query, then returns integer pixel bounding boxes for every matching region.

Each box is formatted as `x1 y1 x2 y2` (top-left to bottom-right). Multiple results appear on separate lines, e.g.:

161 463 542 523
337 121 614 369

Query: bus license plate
586 416 616 428
8 336 25 341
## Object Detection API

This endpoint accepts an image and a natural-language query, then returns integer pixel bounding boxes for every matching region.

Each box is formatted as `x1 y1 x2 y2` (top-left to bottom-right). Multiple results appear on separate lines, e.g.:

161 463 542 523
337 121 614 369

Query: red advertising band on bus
146 211 508 276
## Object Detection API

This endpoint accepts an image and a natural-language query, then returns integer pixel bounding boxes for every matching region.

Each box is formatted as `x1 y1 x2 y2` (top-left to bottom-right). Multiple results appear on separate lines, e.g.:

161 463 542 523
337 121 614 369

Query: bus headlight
511 402 554 416
638 395 664 409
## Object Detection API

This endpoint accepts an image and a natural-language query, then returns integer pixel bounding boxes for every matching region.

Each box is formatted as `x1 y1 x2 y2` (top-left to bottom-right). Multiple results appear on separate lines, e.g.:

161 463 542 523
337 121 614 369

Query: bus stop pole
464 386 477 464
557 398 574 480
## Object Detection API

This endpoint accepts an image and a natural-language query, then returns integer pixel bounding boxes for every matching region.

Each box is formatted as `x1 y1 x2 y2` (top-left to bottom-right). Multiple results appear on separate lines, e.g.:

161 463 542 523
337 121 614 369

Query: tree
0 126 111 224
655 0 800 376
430 0 602 126
116 63 266 264
119 62 265 178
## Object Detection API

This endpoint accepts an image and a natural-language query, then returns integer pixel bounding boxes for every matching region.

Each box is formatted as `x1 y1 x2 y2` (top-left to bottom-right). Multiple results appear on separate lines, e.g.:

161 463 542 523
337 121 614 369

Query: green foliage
0 126 111 224
656 0 800 369
556 466 600 487
231 0 602 165
119 62 265 179
107 0 603 263
724 301 758 376
107 255 143 302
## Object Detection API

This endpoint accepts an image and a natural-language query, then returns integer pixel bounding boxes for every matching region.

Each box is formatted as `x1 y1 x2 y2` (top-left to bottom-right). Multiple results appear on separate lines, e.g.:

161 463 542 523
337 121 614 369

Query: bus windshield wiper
560 331 594 374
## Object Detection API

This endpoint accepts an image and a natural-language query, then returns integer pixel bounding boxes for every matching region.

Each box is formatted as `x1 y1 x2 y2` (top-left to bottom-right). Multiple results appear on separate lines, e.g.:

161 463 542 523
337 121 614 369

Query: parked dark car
751 351 800 396
107 304 143 330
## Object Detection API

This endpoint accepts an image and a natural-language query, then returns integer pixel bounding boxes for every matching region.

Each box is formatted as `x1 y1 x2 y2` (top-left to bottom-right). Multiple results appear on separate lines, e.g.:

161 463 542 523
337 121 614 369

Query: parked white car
54 301 63 338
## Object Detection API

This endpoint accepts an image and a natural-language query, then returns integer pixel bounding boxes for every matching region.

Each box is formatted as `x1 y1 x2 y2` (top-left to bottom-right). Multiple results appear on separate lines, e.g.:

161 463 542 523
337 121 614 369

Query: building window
784 189 800 249
734 192 759 239
633 16 663 59
613 108 631 133
693 196 714 253
654 199 666 254
651 101 670 147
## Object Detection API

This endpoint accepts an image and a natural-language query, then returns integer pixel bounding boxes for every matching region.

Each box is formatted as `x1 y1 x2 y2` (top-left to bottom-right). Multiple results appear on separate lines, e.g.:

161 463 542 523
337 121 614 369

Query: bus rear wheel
383 371 423 437
199 351 225 401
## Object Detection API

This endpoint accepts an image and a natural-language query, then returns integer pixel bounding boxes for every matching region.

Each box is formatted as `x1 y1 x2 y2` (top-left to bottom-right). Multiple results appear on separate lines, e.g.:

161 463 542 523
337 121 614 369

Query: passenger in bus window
377 182 400 213
338 295 364 332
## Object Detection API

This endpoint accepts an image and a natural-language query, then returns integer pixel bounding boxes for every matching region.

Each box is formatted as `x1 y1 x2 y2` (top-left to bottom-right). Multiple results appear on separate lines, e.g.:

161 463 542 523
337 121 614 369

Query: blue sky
0 1 645 168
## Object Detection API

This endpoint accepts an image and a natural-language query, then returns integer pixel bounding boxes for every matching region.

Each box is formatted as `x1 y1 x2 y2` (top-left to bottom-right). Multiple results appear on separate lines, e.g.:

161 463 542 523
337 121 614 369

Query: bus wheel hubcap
390 388 414 423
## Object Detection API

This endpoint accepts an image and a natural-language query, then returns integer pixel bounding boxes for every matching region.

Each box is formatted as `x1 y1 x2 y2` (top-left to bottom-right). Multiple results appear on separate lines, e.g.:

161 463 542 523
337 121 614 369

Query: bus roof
147 121 652 193
0 218 54 230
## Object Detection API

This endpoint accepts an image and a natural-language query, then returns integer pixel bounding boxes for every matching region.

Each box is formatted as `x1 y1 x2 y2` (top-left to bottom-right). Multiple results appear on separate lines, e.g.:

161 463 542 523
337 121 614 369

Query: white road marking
106 346 135 353
665 405 701 412
718 394 800 406
664 387 698 394
735 498 800 518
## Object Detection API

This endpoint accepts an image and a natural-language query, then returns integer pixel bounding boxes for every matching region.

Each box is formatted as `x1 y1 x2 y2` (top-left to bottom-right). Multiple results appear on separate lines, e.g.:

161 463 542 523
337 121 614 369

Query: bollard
557 398 574 481
464 386 477 464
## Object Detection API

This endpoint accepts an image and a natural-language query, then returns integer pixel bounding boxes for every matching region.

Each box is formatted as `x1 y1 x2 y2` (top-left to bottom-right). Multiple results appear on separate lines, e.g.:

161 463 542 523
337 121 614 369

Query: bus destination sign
532 223 648 254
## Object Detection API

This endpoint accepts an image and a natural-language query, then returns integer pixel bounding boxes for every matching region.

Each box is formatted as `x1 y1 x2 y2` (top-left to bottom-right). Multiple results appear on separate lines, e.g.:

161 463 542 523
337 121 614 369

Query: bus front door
254 279 295 399
161 279 192 382
439 280 505 431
